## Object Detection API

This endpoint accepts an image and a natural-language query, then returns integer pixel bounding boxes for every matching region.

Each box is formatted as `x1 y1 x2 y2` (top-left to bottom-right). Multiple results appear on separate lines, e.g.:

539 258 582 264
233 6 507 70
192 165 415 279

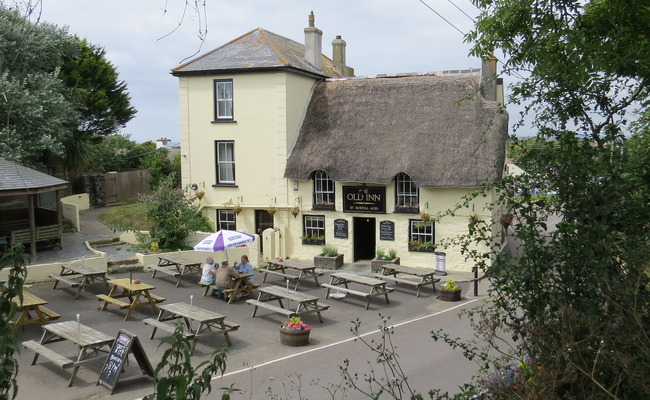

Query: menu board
98 330 153 394
379 220 395 241
334 219 348 239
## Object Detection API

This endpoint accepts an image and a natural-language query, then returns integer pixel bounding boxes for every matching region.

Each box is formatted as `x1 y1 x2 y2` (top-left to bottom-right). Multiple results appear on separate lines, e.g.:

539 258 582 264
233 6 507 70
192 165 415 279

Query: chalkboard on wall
379 220 395 241
334 219 348 239
98 330 153 394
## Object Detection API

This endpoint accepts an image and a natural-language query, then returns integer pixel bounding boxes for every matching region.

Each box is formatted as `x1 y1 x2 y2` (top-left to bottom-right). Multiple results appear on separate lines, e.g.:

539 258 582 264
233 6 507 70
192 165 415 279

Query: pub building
173 13 508 273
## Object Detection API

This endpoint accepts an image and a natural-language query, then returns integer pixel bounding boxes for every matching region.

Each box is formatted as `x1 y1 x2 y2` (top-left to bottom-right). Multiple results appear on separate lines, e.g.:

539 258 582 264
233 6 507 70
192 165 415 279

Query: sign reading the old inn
343 186 385 214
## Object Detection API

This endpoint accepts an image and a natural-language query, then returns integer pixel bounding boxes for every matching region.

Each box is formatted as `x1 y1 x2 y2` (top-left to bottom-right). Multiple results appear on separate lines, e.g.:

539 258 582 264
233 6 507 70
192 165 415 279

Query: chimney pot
304 12 323 71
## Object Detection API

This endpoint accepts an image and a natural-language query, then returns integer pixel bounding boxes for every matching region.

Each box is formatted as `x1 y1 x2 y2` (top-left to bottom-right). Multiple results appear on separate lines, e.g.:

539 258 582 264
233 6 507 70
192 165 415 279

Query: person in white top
199 256 217 285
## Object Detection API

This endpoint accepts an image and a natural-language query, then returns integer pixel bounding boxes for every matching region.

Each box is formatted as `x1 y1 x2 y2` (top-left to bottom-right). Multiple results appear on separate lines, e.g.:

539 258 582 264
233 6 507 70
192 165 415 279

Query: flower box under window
312 202 335 211
393 205 418 214
302 236 325 246
408 241 435 252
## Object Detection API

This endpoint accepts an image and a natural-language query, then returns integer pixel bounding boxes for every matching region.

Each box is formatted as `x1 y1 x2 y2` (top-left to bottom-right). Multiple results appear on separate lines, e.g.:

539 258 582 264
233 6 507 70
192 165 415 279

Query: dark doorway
255 210 274 254
353 217 376 261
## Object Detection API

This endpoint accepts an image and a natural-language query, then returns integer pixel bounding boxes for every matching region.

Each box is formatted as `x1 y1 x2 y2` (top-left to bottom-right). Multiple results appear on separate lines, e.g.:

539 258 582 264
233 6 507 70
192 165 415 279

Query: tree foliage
440 0 650 398
139 176 213 251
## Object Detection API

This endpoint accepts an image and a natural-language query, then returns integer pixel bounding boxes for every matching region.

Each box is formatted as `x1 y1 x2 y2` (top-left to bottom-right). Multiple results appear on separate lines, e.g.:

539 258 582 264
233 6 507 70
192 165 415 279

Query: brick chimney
304 11 322 71
332 35 348 77
481 54 498 101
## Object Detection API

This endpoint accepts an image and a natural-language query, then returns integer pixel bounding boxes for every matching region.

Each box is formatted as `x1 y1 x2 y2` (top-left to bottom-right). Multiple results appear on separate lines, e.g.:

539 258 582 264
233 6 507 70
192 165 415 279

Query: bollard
472 265 479 296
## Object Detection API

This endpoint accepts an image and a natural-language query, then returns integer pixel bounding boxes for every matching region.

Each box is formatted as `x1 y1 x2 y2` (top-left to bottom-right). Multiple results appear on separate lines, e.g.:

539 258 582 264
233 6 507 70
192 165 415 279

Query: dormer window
214 79 233 121
394 172 418 213
313 170 334 210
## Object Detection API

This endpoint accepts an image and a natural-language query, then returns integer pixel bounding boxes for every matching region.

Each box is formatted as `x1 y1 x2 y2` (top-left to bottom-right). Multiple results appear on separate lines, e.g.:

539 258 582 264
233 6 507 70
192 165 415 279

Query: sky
38 0 514 144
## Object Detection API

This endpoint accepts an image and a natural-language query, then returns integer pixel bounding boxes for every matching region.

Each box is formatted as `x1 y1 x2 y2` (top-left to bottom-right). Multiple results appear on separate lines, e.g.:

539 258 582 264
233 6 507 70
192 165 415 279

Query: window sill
302 240 325 246
312 204 335 211
393 207 419 214
212 184 238 188
211 119 237 124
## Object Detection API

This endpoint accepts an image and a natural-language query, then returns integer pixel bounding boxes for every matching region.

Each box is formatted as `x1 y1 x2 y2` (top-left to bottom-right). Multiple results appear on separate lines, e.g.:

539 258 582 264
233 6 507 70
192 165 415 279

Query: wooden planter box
370 257 401 273
313 254 344 270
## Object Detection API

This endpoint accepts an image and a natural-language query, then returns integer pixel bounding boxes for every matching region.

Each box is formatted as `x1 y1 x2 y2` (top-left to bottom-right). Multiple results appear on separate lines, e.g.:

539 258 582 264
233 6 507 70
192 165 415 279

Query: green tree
0 7 79 166
439 0 650 398
140 176 212 251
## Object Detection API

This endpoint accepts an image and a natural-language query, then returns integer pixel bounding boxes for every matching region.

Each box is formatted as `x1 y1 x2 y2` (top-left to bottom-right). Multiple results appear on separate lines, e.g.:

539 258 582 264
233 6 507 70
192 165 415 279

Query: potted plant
302 234 325 245
371 248 400 272
439 279 462 302
313 245 344 270
500 213 514 231
420 211 432 223
268 206 277 216
279 316 311 346
290 205 300 218
408 240 435 252
233 204 243 214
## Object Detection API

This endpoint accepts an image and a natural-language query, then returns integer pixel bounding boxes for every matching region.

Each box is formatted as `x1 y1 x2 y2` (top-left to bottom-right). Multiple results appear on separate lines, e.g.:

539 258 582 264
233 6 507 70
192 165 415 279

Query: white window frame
303 215 325 241
216 141 235 184
409 219 435 251
214 79 233 120
313 170 334 208
217 209 236 231
396 172 418 209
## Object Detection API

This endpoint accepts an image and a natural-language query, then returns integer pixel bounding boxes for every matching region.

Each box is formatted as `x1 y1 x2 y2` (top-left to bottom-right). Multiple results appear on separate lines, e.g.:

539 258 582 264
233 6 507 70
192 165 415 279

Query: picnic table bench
246 285 329 323
144 302 239 353
322 272 394 310
12 292 61 327
151 254 202 287
22 320 114 386
260 259 324 290
50 263 113 299
97 279 165 321
374 264 440 297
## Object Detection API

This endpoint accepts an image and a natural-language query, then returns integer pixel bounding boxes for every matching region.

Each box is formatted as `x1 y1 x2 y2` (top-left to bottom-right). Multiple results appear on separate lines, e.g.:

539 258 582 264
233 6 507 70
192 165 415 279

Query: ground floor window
408 219 435 252
303 215 325 245
217 209 236 231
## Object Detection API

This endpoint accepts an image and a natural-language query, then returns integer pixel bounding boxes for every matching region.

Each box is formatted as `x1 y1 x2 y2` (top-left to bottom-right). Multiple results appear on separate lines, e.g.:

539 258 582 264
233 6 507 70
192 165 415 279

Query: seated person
199 257 217 286
214 261 240 299
234 255 254 285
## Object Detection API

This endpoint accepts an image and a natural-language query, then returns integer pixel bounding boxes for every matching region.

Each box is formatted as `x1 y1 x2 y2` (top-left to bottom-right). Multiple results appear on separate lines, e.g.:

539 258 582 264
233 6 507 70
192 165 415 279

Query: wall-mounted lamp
190 183 198 190
292 181 299 190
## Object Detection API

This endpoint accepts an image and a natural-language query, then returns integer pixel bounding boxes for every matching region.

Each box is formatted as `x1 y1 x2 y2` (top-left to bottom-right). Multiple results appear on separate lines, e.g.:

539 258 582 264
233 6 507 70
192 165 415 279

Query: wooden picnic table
12 292 61 327
150 254 202 287
223 273 255 304
97 278 166 321
50 263 111 299
22 320 114 386
322 272 394 310
375 264 440 297
246 285 329 323
144 302 239 353
260 259 324 290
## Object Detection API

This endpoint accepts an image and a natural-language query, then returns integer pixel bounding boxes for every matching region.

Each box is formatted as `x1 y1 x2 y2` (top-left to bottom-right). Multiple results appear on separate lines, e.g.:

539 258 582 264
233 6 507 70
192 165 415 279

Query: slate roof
172 28 340 78
0 158 69 196
284 73 509 188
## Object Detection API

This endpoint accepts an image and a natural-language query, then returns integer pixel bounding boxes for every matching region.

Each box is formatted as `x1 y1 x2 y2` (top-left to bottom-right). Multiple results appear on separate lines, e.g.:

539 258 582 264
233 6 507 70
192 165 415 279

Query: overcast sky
39 1 516 144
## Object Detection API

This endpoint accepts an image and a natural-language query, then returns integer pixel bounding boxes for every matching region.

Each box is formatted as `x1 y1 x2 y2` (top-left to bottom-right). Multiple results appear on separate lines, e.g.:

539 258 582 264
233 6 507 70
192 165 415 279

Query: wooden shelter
0 158 69 257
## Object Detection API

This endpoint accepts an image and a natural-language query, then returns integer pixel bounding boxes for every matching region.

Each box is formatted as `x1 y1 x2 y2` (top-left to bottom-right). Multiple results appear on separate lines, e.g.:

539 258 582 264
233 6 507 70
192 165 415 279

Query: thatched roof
284 73 508 187
0 158 69 196
172 28 340 78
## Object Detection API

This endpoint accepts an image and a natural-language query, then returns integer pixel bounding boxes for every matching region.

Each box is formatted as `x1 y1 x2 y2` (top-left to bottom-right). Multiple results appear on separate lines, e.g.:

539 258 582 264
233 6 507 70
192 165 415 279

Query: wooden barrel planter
279 328 311 346
438 288 462 302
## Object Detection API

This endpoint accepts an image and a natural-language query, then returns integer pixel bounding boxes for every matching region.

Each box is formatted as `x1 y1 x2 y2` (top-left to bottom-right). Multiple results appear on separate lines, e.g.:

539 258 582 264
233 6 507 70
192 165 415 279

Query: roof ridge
257 28 290 67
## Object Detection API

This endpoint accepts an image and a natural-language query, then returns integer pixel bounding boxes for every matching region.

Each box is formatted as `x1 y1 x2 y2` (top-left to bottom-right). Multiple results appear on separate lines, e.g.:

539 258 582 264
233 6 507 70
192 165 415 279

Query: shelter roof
0 158 69 196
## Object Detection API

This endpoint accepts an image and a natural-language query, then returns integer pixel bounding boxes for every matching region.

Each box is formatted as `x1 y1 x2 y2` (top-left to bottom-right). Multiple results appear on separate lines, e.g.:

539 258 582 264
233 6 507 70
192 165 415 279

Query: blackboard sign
334 219 348 239
98 330 153 394
380 220 395 241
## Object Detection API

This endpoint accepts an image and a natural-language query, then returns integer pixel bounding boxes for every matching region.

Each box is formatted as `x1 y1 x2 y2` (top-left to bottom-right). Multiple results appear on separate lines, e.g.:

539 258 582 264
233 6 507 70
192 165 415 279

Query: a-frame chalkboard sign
98 330 154 394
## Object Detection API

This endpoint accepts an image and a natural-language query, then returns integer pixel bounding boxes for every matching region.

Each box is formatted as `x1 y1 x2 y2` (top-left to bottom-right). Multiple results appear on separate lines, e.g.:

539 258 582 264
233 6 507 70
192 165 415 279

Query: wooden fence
104 170 151 203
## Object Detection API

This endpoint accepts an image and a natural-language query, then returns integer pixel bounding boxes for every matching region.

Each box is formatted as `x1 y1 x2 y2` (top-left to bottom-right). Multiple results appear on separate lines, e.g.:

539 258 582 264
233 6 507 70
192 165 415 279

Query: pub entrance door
353 217 376 261
255 210 274 254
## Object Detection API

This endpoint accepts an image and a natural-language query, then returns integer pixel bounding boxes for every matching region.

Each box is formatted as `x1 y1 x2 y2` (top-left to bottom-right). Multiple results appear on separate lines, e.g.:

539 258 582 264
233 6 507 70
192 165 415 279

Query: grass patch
99 203 150 231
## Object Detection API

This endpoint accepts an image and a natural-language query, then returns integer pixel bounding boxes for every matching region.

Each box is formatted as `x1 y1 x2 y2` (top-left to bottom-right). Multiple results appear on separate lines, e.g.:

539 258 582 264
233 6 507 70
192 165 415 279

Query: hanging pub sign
333 219 348 239
343 186 386 214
